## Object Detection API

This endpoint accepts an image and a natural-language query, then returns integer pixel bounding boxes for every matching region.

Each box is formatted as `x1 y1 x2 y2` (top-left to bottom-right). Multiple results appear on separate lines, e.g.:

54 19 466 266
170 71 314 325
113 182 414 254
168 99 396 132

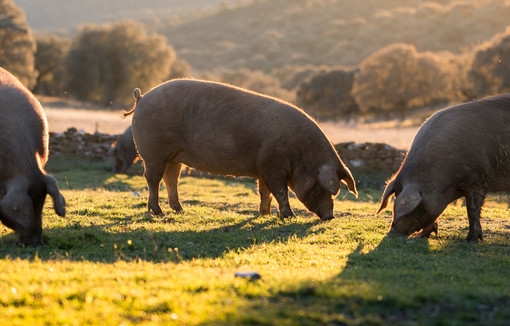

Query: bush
65 20 176 108
352 43 460 118
469 27 510 98
202 68 295 103
168 58 191 80
34 34 70 95
296 67 359 119
0 0 36 88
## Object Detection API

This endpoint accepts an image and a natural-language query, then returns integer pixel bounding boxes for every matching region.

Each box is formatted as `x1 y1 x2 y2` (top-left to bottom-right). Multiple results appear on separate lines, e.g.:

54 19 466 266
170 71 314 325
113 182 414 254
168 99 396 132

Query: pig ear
377 179 395 215
317 164 341 196
340 167 358 198
44 175 66 217
394 183 422 219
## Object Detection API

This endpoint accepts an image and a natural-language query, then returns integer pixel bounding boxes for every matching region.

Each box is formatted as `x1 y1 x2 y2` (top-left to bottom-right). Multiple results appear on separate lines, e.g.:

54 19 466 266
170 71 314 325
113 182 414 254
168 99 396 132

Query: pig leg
465 190 485 242
258 179 272 215
415 220 438 238
144 161 165 216
163 161 183 212
263 177 294 218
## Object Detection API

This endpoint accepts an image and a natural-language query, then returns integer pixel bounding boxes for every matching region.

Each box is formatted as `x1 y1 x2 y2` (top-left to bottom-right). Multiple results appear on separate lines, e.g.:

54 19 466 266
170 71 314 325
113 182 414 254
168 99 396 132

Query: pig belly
173 150 260 178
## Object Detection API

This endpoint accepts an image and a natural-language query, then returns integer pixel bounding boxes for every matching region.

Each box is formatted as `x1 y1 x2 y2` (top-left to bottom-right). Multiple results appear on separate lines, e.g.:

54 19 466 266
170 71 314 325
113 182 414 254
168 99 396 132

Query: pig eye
13 206 19 212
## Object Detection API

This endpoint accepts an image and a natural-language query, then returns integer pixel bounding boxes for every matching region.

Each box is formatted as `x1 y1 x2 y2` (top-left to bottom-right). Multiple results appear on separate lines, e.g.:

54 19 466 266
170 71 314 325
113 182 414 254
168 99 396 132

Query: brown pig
124 79 357 219
378 94 510 242
110 126 139 173
0 67 66 246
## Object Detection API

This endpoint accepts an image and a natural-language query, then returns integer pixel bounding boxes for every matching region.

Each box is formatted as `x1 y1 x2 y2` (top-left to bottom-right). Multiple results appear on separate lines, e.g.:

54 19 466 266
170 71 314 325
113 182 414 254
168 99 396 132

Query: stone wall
49 128 407 177
335 142 406 175
49 127 118 160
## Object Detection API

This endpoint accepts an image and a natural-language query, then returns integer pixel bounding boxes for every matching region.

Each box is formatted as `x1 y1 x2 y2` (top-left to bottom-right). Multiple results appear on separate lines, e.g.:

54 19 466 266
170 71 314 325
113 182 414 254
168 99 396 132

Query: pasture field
0 155 509 325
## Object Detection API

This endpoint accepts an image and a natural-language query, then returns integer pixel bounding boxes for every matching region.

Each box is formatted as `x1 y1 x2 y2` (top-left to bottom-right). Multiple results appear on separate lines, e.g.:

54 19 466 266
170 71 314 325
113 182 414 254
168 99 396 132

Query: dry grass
40 96 131 135
320 121 418 150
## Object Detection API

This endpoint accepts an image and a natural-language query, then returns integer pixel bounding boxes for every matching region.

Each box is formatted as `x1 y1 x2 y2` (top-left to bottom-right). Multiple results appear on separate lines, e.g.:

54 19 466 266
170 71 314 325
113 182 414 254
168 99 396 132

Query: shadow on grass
0 213 323 264
234 234 510 325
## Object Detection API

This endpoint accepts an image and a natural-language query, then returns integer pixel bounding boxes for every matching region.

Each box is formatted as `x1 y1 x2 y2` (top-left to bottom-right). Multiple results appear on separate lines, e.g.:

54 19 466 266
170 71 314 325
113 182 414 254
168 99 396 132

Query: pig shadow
0 212 325 263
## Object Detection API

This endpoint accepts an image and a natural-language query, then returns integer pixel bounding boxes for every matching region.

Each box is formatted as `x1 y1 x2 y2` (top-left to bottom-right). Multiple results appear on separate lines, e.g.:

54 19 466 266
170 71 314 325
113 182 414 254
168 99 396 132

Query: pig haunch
377 94 510 242
125 79 357 220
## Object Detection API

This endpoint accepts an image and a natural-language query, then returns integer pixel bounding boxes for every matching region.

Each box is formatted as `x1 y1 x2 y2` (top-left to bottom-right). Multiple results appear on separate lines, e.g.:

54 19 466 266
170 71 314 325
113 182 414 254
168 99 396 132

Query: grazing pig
0 67 66 245
110 126 139 173
377 95 510 242
124 79 357 219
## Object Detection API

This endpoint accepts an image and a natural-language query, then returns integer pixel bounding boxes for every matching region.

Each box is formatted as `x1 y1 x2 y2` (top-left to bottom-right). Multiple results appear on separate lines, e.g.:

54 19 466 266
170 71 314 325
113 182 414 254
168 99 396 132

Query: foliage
0 155 509 324
34 34 70 95
0 0 36 88
168 58 191 80
352 43 464 118
202 68 295 103
469 26 510 99
296 67 359 119
158 0 510 72
65 20 176 108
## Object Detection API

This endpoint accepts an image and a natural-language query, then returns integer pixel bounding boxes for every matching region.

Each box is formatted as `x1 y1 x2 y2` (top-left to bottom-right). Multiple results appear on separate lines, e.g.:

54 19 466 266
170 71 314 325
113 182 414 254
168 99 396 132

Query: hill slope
12 0 238 32
159 0 510 72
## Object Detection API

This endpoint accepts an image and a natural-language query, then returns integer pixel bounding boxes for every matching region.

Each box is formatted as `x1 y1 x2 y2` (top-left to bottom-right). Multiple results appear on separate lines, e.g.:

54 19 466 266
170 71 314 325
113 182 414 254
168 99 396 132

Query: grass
0 155 509 325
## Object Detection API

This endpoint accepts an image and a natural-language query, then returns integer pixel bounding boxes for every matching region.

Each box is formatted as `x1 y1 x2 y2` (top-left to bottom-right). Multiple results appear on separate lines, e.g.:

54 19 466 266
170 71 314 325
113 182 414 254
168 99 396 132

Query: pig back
0 68 48 177
401 95 510 192
132 79 337 176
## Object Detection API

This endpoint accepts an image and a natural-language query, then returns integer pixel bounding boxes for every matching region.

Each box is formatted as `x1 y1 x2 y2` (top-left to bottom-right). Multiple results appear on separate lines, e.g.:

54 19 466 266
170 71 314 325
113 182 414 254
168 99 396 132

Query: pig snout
387 219 415 236
315 197 335 220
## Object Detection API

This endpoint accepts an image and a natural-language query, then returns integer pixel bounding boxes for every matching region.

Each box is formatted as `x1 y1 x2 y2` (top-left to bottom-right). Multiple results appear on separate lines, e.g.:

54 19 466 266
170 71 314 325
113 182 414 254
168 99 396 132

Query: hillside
158 0 510 72
12 0 240 32
14 0 510 74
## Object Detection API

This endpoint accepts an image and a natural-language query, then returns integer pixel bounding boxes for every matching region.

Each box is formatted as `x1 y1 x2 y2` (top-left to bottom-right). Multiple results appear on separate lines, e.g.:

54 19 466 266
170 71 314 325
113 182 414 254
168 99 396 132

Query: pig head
110 126 139 173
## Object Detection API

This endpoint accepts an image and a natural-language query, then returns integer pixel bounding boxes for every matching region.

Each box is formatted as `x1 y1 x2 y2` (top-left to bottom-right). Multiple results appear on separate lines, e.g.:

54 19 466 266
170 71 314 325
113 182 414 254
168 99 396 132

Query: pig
377 94 510 242
124 79 357 220
0 67 66 246
110 126 139 173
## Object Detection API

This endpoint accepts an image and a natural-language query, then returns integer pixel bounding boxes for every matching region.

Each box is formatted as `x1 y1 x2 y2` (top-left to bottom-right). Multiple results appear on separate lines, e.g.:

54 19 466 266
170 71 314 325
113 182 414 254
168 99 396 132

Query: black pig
378 95 510 242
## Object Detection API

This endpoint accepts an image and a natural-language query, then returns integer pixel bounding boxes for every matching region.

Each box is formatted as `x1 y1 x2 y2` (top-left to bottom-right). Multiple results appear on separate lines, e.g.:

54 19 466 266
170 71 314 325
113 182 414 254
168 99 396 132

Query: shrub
469 27 510 98
203 68 295 103
296 67 359 119
34 34 70 95
352 43 458 118
65 20 176 108
0 0 36 88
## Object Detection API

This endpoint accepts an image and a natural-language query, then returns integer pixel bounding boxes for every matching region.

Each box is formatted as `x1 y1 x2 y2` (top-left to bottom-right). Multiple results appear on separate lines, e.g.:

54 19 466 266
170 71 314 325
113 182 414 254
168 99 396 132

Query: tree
0 0 37 88
352 43 456 118
34 34 70 95
296 67 359 119
469 27 510 99
66 20 176 108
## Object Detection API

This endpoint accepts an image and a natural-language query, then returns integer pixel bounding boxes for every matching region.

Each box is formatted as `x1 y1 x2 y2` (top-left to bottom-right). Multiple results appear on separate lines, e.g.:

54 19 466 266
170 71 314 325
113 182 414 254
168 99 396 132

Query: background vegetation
6 0 510 118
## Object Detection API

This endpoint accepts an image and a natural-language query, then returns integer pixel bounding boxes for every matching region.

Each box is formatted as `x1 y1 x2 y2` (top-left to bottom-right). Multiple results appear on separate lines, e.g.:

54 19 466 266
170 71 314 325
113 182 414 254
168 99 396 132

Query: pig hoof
170 203 183 212
279 212 295 219
148 205 164 216
259 208 271 215
466 232 483 243
319 215 335 221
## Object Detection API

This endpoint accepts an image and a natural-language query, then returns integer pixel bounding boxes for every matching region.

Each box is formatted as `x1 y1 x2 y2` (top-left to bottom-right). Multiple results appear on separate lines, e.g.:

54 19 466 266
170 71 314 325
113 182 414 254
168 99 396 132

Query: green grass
0 155 509 325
